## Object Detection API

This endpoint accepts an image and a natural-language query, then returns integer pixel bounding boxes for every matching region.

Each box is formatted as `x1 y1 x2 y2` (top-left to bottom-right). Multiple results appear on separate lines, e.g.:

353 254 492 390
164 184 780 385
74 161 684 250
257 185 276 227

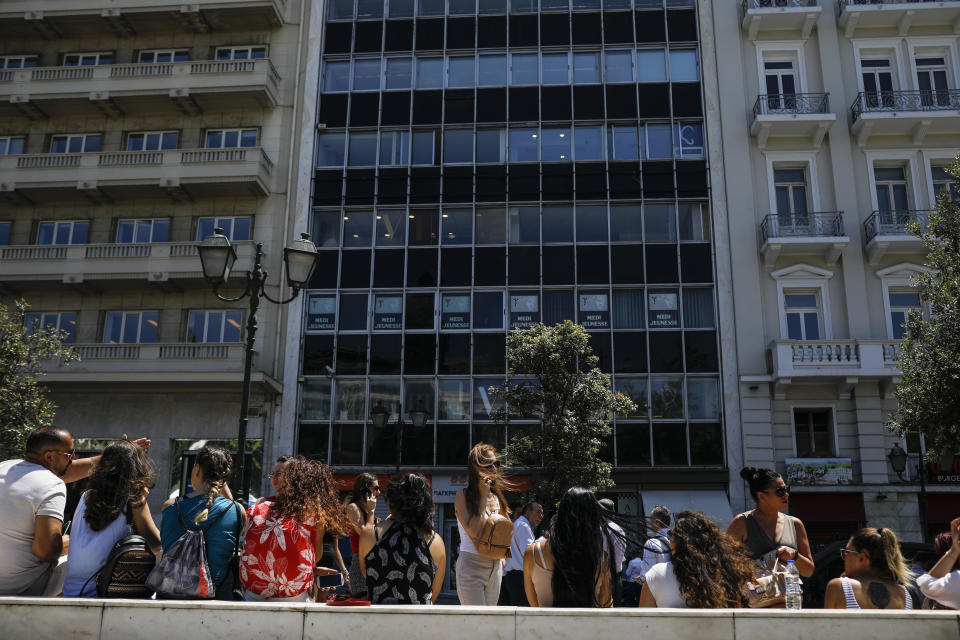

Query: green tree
0 299 78 459
889 158 960 458
491 321 635 508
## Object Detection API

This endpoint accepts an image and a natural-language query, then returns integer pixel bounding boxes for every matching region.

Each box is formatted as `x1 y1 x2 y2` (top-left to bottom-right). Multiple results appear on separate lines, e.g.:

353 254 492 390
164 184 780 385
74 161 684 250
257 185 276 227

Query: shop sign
648 291 679 328
373 295 403 330
307 294 335 330
786 458 853 485
578 293 609 329
441 294 470 329
510 294 540 329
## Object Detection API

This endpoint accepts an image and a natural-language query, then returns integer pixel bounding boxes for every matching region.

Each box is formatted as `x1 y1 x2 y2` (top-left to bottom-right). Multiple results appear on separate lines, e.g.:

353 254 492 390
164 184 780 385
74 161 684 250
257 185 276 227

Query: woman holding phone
454 443 510 606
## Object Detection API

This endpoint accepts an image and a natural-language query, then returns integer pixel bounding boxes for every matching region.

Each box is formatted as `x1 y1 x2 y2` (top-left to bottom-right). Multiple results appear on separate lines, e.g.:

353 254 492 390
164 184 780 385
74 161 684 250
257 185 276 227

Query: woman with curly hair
344 473 380 598
523 487 615 608
359 473 446 604
638 510 755 608
62 439 162 597
160 446 242 600
240 456 350 601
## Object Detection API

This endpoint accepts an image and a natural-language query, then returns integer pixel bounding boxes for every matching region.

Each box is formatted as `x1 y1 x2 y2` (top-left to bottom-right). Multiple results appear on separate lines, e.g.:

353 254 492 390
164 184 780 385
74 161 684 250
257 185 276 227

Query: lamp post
370 401 428 472
887 443 929 543
198 228 318 503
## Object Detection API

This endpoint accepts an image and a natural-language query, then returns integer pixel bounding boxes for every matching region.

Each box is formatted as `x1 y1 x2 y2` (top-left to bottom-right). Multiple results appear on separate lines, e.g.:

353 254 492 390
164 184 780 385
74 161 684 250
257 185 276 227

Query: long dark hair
740 466 781 503
670 511 755 608
349 472 378 523
464 443 510 519
549 487 617 607
386 473 434 535
84 439 156 532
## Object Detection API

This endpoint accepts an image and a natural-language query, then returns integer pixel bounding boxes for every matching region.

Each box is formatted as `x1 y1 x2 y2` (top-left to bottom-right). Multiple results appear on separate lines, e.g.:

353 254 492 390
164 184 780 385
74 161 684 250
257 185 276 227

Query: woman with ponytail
825 527 915 609
159 446 241 600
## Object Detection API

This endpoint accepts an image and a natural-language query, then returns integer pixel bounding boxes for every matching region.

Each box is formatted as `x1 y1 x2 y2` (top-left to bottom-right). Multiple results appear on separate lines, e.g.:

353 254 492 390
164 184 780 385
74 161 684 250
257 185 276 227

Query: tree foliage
491 321 635 508
0 299 78 459
888 157 960 458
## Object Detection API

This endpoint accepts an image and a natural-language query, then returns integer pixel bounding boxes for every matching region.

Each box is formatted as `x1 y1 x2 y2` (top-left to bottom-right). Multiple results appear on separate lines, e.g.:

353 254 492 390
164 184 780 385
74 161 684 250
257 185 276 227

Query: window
543 290 574 324
578 291 610 329
204 129 258 148
669 49 699 82
62 52 113 66
442 293 471 328
510 293 540 328
411 131 436 164
476 129 506 163
774 168 809 229
317 132 346 167
339 294 369 330
323 61 351 92
376 210 406 245
687 378 719 419
379 130 410 165
636 49 666 83
138 50 189 63
508 206 539 243
542 206 573 242
103 311 158 344
784 291 821 340
763 61 797 111
419 0 446 15
793 408 834 457
385 57 412 89
476 208 506 243
358 0 385 18
932 164 959 201
576 205 607 242
874 166 909 213
49 134 100 153
307 294 337 330
610 204 642 242
126 131 178 151
444 130 474 164
644 124 670 159
916 57 950 107
478 55 507 86
186 310 243 343
674 123 703 159
509 128 539 162
215 46 267 60
37 221 89 245
0 222 9 246
683 288 714 328
343 211 373 246
416 58 443 89
541 127 571 161
442 209 472 244
0 137 25 155
389 0 415 15
510 53 538 85
473 291 504 329
574 126 603 161
348 132 378 166
25 312 76 344
450 0 476 13
644 203 676 242
373 294 403 330
448 56 476 88
439 379 471 420
888 289 922 340
0 56 38 69
861 58 894 108
195 217 251 241
613 290 644 329
116 219 169 243
353 59 381 90
679 202 710 242
573 53 601 84
605 51 635 83
608 126 639 161
330 0 354 19
301 379 332 421
542 53 570 85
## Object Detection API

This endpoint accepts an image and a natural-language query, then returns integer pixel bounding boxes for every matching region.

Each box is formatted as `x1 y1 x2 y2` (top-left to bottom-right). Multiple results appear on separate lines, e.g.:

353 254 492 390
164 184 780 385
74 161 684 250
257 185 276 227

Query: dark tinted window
474 247 506 286
339 294 369 330
331 424 363 465
543 290 575 325
373 249 405 287
336 334 369 374
508 246 540 285
409 210 439 244
404 333 437 374
542 246 575 285
680 243 713 283
611 244 644 284
473 333 506 374
438 333 471 373
577 245 609 284
645 244 678 284
473 291 504 328
297 424 329 461
405 292 435 329
616 423 651 466
684 331 718 372
369 334 402 374
648 330 682 372
613 332 647 373
437 424 470 465
587 332 611 372
653 423 687 465
302 334 335 374
689 423 723 466
407 248 438 286
309 251 339 289
340 250 371 288
441 247 472 286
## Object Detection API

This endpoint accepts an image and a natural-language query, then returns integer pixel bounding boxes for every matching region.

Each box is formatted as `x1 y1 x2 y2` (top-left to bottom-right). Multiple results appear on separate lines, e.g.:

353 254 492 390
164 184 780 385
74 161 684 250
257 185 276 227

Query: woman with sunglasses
825 527 914 609
727 467 814 579
454 443 511 605
344 473 380 599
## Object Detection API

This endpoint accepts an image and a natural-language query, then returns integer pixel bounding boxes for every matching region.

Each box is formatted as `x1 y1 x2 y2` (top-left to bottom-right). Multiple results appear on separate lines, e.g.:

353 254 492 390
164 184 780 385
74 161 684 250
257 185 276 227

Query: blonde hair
192 446 233 525
849 527 914 584
464 443 511 519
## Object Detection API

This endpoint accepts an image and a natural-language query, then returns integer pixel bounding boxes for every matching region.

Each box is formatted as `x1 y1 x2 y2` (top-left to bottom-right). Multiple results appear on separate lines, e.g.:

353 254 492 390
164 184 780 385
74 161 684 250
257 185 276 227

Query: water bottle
784 559 802 610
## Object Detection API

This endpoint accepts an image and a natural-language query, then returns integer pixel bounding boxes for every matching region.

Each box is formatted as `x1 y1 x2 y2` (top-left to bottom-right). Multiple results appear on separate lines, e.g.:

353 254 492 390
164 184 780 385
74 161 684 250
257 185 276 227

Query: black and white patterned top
364 521 436 605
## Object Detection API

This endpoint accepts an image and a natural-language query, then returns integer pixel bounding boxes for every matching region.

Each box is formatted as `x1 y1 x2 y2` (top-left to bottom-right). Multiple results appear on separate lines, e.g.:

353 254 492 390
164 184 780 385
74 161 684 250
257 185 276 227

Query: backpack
472 512 514 560
146 498 236 599
364 522 436 604
80 510 157 598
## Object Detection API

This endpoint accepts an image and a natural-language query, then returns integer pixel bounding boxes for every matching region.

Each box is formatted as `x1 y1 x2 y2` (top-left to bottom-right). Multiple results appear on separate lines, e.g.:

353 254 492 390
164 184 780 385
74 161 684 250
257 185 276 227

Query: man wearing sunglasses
0 426 149 596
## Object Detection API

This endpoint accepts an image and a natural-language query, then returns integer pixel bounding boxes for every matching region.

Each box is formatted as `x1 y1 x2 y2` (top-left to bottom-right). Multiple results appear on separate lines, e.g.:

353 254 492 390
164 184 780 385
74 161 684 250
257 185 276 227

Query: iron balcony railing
761 212 845 241
753 92 830 117
838 0 960 17
851 89 960 121
863 210 930 242
741 0 818 20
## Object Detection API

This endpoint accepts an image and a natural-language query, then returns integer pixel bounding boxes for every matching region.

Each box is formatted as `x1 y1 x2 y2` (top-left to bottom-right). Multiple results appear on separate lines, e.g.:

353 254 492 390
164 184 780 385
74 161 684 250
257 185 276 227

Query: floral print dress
239 499 317 599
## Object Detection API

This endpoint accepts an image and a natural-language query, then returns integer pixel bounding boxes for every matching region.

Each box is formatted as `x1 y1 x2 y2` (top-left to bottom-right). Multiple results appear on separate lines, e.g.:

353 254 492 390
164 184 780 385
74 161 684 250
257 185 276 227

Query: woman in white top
62 440 161 597
454 443 510 605
918 518 960 610
639 511 754 608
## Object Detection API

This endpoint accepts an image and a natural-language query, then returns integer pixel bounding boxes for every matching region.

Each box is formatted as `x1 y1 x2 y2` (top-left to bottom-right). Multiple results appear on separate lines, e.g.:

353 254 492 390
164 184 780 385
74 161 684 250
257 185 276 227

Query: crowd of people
1 426 958 612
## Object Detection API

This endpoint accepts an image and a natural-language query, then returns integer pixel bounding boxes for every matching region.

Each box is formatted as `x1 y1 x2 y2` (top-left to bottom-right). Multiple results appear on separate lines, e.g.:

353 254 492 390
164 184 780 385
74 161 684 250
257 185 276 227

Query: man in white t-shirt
0 426 148 596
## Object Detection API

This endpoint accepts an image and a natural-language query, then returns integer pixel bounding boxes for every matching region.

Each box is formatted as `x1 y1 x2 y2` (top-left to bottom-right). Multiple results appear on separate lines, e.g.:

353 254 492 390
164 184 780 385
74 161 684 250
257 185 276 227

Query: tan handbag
745 556 787 608
472 512 514 560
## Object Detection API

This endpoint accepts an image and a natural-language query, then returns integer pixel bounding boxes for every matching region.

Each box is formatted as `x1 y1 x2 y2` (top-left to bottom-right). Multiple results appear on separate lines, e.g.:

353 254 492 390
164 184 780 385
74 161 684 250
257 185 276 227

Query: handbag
472 512 514 560
745 554 787 608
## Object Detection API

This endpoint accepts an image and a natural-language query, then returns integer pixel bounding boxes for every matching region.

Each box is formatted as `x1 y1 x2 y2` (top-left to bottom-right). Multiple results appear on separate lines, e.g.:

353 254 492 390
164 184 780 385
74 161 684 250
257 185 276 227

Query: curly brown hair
274 456 350 533
670 510 755 608
84 439 157 532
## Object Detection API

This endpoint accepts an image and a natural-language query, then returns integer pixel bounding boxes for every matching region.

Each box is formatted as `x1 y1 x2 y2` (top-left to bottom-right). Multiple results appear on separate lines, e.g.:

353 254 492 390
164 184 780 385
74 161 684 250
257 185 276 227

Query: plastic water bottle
784 559 802 610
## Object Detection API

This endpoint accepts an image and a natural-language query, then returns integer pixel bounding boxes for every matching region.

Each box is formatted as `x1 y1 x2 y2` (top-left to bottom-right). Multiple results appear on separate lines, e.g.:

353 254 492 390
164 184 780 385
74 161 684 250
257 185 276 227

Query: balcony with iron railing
862 209 929 263
759 212 849 265
750 93 835 148
0 148 274 203
837 0 960 37
741 0 821 38
0 59 280 119
850 90 960 144
0 0 285 39
0 241 255 287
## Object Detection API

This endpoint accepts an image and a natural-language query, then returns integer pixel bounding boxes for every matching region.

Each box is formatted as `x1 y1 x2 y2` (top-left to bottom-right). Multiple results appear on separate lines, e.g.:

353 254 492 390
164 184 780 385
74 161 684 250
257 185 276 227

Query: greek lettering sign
373 295 403 330
510 294 540 329
307 294 336 330
648 291 679 328
441 294 471 329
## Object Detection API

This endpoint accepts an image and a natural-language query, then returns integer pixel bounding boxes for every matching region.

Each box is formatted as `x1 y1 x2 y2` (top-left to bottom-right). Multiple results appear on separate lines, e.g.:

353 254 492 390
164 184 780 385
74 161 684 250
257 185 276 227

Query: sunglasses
371 486 382 493
764 486 791 498
53 449 76 459
839 548 859 559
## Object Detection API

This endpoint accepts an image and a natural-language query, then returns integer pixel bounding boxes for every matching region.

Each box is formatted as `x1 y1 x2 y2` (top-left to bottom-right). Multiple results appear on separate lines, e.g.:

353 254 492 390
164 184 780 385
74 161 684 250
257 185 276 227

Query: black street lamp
887 443 929 543
198 228 318 502
370 401 428 472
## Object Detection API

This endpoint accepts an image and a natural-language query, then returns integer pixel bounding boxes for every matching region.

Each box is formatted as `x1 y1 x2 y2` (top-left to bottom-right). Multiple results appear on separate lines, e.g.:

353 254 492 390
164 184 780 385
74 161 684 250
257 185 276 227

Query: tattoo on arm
866 582 891 609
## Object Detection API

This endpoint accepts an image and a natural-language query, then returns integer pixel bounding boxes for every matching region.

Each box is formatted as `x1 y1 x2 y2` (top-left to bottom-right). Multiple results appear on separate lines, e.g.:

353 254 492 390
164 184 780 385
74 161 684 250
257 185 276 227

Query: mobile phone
315 572 344 589
62 520 72 535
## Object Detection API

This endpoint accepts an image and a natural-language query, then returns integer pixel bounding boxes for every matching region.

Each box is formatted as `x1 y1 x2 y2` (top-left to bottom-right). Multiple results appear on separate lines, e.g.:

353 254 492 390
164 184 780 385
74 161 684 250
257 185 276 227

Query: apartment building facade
0 0 313 502
711 0 960 544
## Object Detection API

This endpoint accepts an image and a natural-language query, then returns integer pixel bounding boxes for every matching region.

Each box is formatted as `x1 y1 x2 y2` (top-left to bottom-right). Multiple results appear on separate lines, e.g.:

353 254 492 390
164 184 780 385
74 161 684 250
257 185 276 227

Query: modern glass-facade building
298 0 723 491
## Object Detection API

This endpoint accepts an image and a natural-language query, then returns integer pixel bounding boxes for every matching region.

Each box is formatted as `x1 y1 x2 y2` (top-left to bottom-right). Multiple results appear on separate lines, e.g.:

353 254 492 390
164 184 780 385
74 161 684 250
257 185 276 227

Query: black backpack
81 511 157 598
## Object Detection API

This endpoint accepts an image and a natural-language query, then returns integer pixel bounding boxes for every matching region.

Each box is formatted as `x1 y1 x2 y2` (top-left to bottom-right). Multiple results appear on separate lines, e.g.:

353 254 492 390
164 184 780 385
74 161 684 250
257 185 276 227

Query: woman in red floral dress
240 456 349 601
